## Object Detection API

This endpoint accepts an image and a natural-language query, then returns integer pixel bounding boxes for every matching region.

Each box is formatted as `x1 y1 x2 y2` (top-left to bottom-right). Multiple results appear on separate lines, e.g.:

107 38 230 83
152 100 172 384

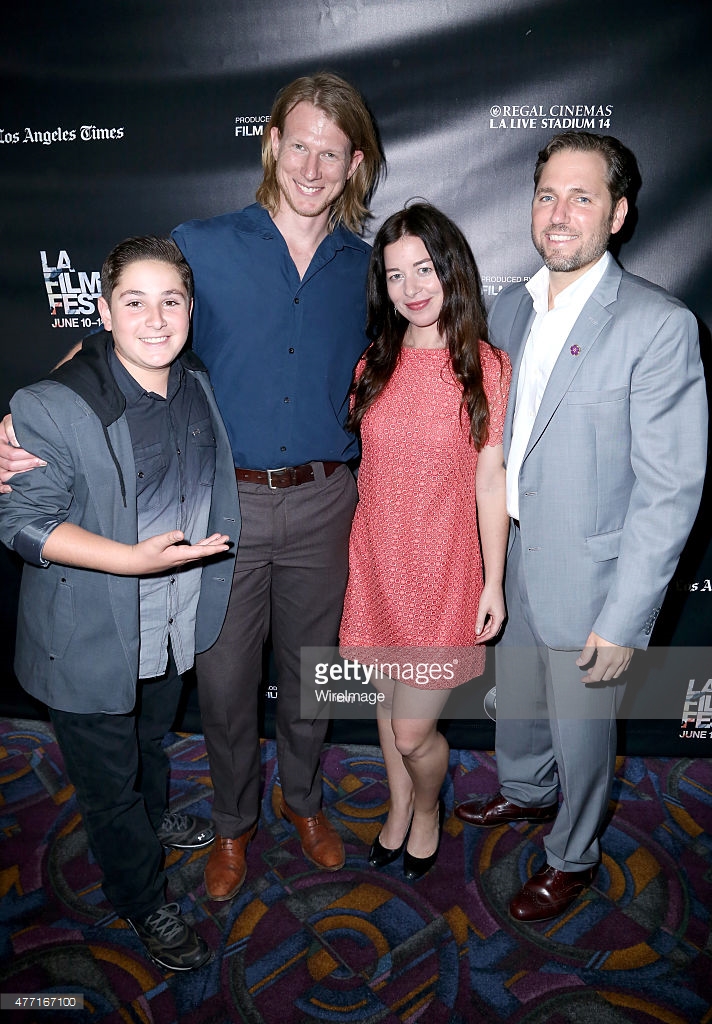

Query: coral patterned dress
340 342 511 688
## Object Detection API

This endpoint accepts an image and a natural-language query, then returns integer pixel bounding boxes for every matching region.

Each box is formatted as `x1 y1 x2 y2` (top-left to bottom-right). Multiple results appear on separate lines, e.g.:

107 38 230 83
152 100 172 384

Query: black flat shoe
368 819 412 868
403 802 444 881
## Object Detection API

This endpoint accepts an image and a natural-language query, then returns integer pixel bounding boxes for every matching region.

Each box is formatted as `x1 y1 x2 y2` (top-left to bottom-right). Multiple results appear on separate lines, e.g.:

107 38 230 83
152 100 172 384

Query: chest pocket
134 442 167 512
565 387 629 405
188 417 217 486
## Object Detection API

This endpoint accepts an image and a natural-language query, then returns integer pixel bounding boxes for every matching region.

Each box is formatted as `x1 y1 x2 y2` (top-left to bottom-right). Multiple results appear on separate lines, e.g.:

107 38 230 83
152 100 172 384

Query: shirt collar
244 201 369 255
526 250 611 315
108 343 183 403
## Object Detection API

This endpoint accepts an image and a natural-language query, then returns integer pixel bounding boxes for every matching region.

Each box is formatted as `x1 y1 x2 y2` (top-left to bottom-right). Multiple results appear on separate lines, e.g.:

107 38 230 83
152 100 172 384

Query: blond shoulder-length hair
256 72 383 235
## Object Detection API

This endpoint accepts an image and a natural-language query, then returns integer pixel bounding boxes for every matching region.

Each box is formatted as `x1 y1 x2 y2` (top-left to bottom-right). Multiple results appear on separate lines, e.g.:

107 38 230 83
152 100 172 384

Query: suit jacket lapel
503 296 537 454
522 261 621 460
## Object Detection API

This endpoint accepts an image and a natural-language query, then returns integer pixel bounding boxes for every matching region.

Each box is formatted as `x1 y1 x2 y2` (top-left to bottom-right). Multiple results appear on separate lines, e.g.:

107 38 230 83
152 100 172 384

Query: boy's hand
0 413 46 492
131 531 231 574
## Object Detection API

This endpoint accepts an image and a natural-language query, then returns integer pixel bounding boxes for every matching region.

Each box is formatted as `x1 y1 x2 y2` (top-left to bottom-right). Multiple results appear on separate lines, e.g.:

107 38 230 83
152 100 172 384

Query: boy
0 237 240 970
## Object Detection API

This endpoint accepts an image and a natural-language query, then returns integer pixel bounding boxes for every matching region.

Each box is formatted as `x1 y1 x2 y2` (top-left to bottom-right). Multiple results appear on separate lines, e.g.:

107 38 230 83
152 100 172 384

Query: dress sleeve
480 343 512 446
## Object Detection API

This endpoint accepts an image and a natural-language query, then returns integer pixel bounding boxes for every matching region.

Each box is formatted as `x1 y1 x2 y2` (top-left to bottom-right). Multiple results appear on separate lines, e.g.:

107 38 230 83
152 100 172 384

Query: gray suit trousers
196 463 357 837
495 526 626 871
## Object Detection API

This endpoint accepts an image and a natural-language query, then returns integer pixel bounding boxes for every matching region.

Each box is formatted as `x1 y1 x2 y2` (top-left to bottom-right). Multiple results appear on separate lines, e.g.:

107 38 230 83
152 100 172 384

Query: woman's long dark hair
348 203 498 449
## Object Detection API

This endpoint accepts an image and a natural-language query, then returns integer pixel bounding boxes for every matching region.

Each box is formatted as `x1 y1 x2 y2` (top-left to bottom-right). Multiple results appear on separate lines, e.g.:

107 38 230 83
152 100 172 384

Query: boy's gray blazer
490 259 707 651
0 337 240 714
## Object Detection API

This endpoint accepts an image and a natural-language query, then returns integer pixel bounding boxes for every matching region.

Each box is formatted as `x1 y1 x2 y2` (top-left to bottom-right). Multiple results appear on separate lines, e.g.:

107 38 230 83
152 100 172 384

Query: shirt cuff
13 517 65 567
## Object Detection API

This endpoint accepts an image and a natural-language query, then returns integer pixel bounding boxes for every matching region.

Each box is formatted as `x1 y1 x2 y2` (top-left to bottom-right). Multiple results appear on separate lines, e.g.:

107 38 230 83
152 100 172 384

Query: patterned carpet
0 718 710 1023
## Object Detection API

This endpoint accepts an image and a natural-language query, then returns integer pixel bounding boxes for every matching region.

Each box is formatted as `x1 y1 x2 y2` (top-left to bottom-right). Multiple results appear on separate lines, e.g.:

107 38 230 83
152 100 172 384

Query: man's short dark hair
100 236 193 304
534 132 635 206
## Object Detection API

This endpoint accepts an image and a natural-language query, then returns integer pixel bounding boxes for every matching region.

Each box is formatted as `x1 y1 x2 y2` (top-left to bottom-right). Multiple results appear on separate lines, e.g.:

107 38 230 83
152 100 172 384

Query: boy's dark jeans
49 657 183 919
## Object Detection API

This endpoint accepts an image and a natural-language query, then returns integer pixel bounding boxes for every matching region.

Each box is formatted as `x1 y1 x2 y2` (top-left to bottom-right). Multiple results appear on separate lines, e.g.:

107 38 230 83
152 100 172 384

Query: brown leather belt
235 461 342 489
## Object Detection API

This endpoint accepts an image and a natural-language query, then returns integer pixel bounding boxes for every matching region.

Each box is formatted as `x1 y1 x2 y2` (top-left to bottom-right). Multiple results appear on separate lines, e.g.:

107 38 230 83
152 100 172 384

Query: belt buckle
266 466 288 489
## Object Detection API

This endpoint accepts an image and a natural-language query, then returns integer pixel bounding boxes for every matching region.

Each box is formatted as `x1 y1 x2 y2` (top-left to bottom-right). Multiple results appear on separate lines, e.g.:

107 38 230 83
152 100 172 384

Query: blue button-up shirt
173 203 370 469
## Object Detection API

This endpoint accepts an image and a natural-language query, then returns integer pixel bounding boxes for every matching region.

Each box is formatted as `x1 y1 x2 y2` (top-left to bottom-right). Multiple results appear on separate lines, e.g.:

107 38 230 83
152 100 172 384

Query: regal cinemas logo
488 103 613 130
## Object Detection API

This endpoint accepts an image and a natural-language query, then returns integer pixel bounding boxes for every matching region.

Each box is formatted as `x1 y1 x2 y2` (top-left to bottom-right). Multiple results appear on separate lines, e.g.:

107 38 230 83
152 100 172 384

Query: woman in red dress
340 204 511 879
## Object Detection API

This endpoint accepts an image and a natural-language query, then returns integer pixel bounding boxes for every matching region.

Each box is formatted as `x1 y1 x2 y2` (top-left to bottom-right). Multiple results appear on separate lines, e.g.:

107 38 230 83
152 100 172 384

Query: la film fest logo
0 125 125 145
234 114 270 138
41 250 103 329
488 103 613 130
680 678 712 738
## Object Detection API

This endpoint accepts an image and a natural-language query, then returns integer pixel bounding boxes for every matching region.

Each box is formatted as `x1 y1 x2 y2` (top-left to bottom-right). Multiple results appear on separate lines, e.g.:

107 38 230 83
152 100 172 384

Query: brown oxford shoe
509 864 596 922
279 801 345 871
204 825 257 901
455 792 558 828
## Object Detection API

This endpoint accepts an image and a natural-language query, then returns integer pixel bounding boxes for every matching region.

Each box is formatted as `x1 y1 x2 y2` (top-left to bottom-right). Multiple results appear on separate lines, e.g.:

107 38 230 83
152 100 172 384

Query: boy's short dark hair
100 236 193 304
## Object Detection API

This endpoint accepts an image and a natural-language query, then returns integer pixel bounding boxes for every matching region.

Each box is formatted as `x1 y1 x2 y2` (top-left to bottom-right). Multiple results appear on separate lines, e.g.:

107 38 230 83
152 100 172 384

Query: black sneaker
156 811 215 849
127 902 211 971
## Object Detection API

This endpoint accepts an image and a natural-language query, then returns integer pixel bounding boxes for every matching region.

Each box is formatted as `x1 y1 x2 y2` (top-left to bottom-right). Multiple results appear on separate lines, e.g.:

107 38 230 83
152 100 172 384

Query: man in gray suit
456 132 707 922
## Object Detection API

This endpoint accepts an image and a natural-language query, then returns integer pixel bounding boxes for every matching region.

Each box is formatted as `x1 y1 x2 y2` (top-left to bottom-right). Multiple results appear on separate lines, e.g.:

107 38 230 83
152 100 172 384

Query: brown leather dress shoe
509 864 596 922
455 792 558 828
279 801 345 871
204 825 257 901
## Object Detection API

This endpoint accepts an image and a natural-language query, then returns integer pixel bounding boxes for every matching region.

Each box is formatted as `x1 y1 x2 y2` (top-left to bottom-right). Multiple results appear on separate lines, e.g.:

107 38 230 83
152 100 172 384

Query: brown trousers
196 463 357 837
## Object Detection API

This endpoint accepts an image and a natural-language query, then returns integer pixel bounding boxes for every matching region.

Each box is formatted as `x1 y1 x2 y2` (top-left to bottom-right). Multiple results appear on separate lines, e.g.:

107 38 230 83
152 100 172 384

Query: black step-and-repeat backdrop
2 0 710 753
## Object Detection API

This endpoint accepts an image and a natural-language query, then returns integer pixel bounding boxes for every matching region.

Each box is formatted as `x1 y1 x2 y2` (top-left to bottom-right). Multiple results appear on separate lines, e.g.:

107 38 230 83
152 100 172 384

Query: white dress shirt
506 251 611 520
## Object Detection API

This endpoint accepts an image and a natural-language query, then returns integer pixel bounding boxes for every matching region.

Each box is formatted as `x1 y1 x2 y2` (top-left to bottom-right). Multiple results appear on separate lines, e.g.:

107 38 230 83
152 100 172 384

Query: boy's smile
98 260 192 396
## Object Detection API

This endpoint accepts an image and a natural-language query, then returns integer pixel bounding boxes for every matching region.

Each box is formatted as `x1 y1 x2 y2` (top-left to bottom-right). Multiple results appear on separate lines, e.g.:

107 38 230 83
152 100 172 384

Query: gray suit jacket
0 337 240 714
490 259 707 650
